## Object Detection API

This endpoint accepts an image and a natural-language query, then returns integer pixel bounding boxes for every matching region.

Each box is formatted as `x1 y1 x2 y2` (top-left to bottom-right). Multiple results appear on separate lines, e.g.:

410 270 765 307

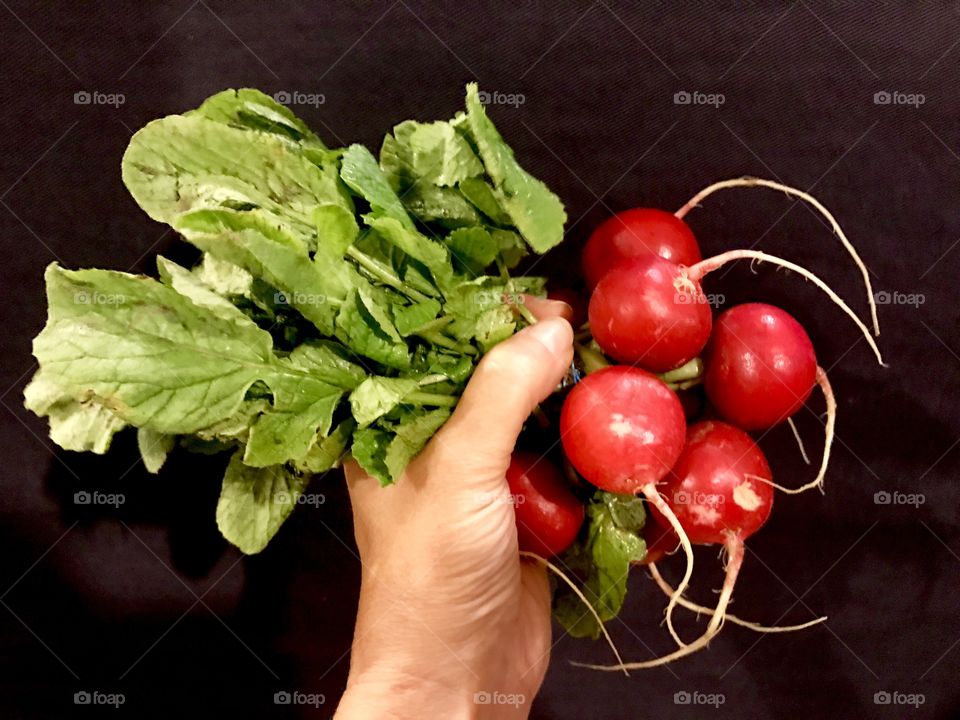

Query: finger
433 316 573 483
520 295 573 322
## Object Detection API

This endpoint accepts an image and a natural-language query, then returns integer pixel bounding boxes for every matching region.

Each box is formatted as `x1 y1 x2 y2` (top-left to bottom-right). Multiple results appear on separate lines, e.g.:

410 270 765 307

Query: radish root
519 551 629 676
641 483 695 648
687 250 885 367
750 367 836 495
648 563 827 633
575 534 745 671
787 417 811 465
675 176 880 338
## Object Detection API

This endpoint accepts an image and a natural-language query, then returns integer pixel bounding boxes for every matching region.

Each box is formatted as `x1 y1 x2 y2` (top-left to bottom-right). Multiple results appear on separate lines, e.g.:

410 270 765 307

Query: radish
588 255 713 372
636 515 679 566
579 421 777 670
675 176 880 337
705 303 816 430
506 452 584 557
582 208 702 290
559 366 686 495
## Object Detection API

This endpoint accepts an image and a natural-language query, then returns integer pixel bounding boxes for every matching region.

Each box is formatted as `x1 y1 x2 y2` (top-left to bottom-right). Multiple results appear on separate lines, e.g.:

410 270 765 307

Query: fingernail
528 317 572 356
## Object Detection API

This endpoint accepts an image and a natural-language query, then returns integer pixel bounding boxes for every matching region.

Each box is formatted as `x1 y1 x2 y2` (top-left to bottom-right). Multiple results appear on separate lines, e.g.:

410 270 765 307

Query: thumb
432 316 574 476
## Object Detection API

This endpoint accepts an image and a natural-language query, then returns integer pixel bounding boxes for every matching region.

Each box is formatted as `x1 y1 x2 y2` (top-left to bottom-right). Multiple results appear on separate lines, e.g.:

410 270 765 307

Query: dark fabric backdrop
2 2 958 718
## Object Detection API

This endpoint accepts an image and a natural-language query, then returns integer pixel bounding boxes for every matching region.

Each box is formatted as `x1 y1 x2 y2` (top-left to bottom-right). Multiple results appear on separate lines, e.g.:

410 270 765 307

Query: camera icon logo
873 91 891 105
874 691 891 704
74 91 92 105
274 691 292 705
74 691 91 705
474 691 491 704
74 491 92 505
273 91 291 105
673 491 691 505
674 91 692 105
873 491 891 505
674 691 692 704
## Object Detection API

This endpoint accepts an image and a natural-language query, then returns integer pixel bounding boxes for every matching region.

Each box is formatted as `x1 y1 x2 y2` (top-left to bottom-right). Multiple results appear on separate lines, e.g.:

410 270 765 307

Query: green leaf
156 256 251 324
190 88 325 146
193 253 253 298
459 177 511 225
334 288 411 370
295 418 356 474
137 428 175 473
553 493 647 638
24 372 126 454
122 114 347 236
392 298 442 336
350 426 392 485
401 184 482 228
368 217 454 293
464 84 566 253
349 376 420 426
33 264 275 434
384 408 451 481
446 226 498 275
340 144 414 229
216 449 311 554
381 120 483 188
314 204 359 257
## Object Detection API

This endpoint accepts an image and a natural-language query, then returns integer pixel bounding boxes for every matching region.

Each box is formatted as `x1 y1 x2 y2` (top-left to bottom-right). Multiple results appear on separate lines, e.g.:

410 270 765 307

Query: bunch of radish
508 178 885 671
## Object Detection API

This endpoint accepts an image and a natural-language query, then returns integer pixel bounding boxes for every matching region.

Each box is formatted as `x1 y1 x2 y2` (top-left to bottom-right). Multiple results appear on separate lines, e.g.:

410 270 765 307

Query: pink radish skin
560 366 686 495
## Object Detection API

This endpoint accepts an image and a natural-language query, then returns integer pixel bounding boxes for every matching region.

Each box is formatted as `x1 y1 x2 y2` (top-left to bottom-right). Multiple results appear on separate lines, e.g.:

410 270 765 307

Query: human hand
335 298 574 719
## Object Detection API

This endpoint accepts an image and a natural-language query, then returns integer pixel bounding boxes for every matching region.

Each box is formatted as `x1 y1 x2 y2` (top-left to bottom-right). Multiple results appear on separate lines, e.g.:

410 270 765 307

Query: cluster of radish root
557 178 883 672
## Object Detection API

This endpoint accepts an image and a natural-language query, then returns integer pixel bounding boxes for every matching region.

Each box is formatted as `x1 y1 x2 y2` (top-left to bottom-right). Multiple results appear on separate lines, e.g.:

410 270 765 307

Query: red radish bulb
560 366 686 494
506 452 584 557
656 421 774 545
705 303 817 430
583 208 702 290
588 255 713 372
637 516 680 566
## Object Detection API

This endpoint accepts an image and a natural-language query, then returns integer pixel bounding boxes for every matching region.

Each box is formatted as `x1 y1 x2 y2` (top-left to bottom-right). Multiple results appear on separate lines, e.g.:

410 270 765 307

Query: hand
335 298 574 719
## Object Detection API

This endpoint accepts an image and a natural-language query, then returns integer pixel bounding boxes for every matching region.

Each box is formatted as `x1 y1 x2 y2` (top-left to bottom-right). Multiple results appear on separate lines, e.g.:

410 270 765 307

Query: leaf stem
405 392 458 407
346 246 431 303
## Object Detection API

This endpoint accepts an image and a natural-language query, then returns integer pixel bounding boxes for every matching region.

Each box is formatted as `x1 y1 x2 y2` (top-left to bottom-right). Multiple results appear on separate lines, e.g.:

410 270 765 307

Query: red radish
547 287 587 328
705 303 816 430
560 366 686 495
675 176 880 337
583 208 701 290
506 452 584 557
656 421 774 544
580 421 776 670
588 255 713 372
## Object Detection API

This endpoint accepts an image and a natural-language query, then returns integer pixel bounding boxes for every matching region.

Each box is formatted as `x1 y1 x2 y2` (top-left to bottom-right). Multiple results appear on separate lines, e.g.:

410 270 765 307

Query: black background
2 2 959 718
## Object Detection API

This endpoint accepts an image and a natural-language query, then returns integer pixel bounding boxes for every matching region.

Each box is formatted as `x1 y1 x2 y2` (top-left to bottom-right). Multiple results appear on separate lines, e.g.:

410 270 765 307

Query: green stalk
347 246 431 303
659 358 703 384
406 392 458 407
575 342 611 375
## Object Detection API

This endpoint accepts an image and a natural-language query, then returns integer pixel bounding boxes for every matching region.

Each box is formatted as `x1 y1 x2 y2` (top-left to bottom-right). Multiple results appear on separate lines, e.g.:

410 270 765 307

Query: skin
335 297 574 720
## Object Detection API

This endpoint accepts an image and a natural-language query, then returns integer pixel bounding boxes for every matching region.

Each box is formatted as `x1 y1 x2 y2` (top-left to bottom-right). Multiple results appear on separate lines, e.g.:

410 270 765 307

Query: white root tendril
675 176 880 338
518 551 628 677
749 367 836 495
640 483 695 648
787 417 812 465
574 534 745 671
647 563 828 633
686 250 885 367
